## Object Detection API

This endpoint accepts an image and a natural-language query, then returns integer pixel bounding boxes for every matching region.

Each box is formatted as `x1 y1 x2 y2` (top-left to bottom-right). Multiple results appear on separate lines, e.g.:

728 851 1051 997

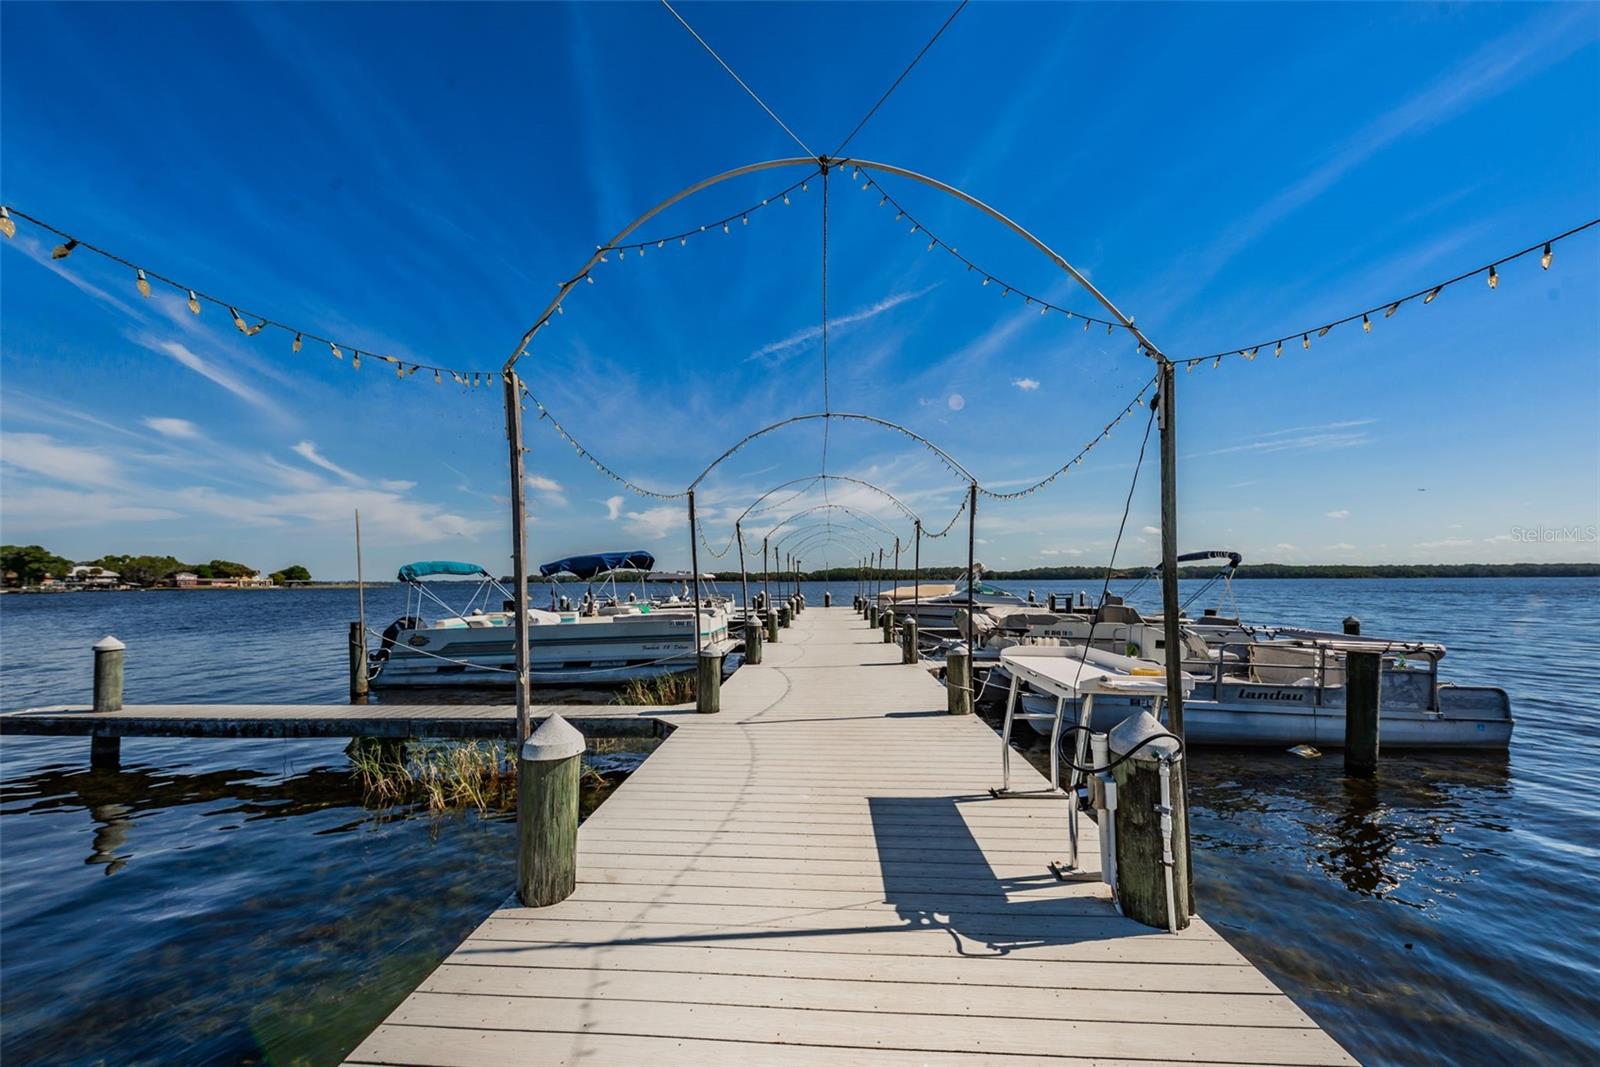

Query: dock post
902 618 919 664
1108 712 1190 932
90 635 125 769
517 714 584 907
696 649 723 714
778 602 791 629
743 618 764 665
824 591 832 608
868 602 879 628
766 606 780 643
1344 650 1381 777
881 606 895 644
348 620 369 705
1343 616 1361 636
946 644 972 715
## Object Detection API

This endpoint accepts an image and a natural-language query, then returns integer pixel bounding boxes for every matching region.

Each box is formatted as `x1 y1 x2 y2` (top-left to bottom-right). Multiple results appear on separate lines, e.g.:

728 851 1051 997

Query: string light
292 333 303 353
1179 217 1597 369
330 342 342 360
51 239 77 260
135 269 151 298
229 307 250 334
0 206 13 239
187 290 201 315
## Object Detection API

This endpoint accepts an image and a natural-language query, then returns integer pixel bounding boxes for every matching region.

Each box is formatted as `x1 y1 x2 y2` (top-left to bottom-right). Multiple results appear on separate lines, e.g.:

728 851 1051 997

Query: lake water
2 578 1597 1064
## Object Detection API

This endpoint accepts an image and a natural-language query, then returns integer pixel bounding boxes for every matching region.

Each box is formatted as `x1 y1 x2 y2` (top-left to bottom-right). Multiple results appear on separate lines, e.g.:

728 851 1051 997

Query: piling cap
1107 710 1181 762
94 635 126 652
520 713 585 762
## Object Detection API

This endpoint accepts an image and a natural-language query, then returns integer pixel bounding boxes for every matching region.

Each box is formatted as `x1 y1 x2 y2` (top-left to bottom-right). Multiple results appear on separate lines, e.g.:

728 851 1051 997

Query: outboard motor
377 616 425 661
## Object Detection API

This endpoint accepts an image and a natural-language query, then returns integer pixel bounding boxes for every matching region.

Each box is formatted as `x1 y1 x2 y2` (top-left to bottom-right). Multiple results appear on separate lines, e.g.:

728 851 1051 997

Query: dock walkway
349 607 1352 1066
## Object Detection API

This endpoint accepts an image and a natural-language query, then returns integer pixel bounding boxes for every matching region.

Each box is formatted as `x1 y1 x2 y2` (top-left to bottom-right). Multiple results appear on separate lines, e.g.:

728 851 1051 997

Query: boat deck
346 607 1353 1065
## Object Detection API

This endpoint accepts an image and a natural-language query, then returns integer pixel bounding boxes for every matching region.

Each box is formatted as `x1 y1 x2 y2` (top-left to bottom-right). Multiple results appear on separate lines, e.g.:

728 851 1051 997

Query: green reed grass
345 738 611 814
613 671 695 706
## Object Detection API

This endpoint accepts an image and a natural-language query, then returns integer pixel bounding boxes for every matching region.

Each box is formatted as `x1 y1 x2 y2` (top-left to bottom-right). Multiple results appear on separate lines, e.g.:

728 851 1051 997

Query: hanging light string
583 171 821 267
0 205 498 388
979 372 1159 501
518 383 688 500
851 170 1137 335
1178 217 1599 369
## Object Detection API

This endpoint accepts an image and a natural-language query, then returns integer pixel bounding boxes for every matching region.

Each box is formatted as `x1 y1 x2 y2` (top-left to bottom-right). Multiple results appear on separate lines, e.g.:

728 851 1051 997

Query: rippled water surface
2 579 1597 1064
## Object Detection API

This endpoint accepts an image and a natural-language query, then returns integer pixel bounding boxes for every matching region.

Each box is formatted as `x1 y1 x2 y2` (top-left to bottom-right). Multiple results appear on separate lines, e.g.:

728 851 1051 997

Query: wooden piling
1344 649 1381 777
901 618 919 664
517 714 584 908
868 602 879 627
823 591 832 607
743 618 763 665
696 649 723 714
1343 616 1361 636
778 603 791 629
1108 712 1190 932
946 644 972 715
765 607 779 643
881 606 895 644
348 620 369 705
91 635 125 769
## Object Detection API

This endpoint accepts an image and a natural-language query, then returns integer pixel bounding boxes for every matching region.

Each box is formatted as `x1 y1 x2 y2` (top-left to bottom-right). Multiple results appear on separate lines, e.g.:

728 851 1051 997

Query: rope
832 0 969 157
659 0 816 159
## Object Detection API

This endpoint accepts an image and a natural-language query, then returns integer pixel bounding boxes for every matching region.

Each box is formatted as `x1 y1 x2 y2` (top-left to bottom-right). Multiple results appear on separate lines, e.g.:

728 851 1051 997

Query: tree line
1 545 312 587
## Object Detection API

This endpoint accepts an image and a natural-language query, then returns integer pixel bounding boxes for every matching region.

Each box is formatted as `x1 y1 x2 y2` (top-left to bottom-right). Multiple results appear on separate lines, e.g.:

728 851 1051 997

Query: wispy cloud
604 495 624 520
1012 378 1041 392
1414 537 1474 549
748 286 937 364
143 417 202 440
1326 509 1350 519
293 441 362 483
0 432 123 489
1192 419 1376 459
136 335 287 420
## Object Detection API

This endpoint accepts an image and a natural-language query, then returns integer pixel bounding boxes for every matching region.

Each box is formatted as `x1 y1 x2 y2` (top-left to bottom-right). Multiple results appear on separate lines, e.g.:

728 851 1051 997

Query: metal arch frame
774 526 885 562
762 503 903 546
772 517 891 556
735 474 922 527
689 412 977 490
503 154 1167 372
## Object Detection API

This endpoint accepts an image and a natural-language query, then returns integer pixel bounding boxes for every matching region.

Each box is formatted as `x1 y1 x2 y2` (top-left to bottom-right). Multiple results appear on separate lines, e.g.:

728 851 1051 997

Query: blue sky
2 2 1597 579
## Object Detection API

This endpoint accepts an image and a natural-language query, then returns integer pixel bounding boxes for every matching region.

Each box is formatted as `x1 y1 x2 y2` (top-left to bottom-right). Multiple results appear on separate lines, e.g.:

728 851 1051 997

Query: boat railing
1181 642 1441 711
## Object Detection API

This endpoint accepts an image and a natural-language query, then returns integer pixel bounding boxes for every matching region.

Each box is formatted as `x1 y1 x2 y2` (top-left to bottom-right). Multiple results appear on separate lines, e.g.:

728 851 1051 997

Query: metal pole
893 537 900 596
913 519 921 618
354 508 366 656
966 481 977 637
504 370 532 743
1158 361 1183 736
763 537 770 609
736 521 749 620
688 489 703 654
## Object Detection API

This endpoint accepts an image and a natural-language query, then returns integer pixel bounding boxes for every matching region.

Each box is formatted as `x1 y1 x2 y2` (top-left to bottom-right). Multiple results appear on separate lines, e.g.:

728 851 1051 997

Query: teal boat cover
396 560 488 582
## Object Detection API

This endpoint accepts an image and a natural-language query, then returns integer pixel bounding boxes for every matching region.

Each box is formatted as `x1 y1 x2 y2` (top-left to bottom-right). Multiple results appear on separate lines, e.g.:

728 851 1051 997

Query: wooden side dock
347 607 1354 1066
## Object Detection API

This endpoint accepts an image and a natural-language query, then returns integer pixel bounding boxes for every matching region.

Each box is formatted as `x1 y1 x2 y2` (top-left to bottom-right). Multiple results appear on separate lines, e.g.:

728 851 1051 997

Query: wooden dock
347 607 1353 1066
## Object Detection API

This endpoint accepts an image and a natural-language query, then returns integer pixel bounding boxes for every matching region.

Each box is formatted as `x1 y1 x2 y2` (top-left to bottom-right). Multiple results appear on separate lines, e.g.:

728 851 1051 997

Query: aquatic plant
345 737 623 815
613 671 695 706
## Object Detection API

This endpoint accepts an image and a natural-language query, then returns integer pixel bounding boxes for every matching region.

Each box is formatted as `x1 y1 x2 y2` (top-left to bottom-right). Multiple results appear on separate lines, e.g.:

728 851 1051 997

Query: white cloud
947 393 965 411
141 337 286 419
0 486 182 530
293 441 362 483
605 495 625 520
622 505 683 541
1325 543 1357 551
1414 537 1474 549
1274 543 1297 551
142 417 202 440
1326 509 1350 519
749 287 936 363
0 432 122 489
177 485 491 542
1040 548 1085 557
379 479 416 492
526 474 562 492
1140 525 1161 535
1011 378 1040 392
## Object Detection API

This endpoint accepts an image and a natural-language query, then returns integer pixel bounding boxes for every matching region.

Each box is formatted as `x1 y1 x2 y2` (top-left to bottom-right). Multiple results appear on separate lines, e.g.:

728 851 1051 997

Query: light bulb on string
1040 305 1048 315
742 215 749 226
1362 314 1372 333
1275 341 1284 357
981 276 989 286
352 351 361 370
0 207 13 239
131 269 152 298
1424 285 1443 304
330 342 342 360
186 291 201 315
1541 243 1553 270
229 308 249 334
556 304 564 315
801 181 808 192
1302 334 1311 350
585 274 595 284
927 239 935 251
1318 325 1332 338
657 240 664 249
1083 319 1090 332
783 193 790 205
52 239 77 260
248 319 265 336
1385 301 1401 318
434 369 441 384
292 333 303 353
878 195 887 206
1487 265 1498 289
722 222 730 234
1213 356 1223 368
